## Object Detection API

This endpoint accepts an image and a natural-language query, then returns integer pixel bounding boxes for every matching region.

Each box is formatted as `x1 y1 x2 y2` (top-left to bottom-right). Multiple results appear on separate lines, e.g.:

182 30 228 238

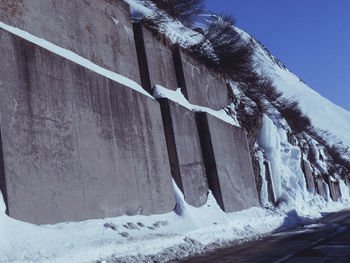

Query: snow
249 29 350 150
255 149 269 206
153 85 240 127
124 0 202 47
0 21 152 99
256 114 350 218
257 114 283 201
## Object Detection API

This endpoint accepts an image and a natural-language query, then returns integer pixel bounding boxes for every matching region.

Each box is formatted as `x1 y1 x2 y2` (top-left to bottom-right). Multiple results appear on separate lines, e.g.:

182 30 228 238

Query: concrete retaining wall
196 112 259 212
327 177 341 202
0 0 141 83
173 46 230 110
158 99 208 207
302 160 316 193
263 161 276 204
0 28 175 224
134 24 178 93
315 178 327 199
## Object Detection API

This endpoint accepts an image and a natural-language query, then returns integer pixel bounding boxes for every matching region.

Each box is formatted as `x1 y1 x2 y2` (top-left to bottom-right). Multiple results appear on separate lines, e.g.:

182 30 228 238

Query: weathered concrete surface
158 99 208 207
327 177 341 202
0 0 141 83
134 24 178 93
196 113 259 212
0 28 175 224
315 178 327 199
173 46 230 110
301 160 316 193
263 161 276 204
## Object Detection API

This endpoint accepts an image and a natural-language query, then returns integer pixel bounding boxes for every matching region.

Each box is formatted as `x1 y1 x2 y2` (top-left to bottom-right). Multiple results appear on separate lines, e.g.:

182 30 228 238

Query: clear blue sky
204 0 350 111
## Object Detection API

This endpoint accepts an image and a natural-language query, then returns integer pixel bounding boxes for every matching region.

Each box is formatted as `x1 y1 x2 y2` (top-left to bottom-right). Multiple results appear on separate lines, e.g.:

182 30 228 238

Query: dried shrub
275 99 312 134
150 0 204 26
132 10 168 30
190 14 256 85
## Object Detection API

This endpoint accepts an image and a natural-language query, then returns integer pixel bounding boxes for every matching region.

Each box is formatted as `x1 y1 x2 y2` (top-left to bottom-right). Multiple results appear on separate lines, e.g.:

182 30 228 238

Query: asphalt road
178 210 350 263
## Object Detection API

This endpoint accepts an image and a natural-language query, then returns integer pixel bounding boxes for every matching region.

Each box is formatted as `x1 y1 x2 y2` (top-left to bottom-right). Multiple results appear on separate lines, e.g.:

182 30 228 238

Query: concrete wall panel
0 29 175 224
263 161 276 204
173 46 230 110
158 99 208 207
302 160 316 193
196 113 259 212
315 178 327 199
327 177 341 202
134 24 178 93
0 0 141 83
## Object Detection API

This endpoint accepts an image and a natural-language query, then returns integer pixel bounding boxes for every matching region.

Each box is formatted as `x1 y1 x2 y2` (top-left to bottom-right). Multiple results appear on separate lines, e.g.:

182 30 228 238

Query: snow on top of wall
153 85 240 127
124 0 202 47
0 21 153 99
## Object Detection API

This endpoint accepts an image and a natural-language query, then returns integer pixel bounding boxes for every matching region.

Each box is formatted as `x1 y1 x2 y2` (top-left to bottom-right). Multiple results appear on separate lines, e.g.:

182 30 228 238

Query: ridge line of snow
153 85 240 127
0 21 152 99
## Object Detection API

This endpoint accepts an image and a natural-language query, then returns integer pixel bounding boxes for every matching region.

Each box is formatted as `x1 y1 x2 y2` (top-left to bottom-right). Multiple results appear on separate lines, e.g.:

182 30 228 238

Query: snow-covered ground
1 0 350 262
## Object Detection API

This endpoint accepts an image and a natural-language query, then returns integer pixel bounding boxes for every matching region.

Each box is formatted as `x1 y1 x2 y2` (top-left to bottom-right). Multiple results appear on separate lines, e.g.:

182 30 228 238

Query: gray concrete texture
315 178 327 199
158 99 208 207
263 161 277 204
0 28 175 224
173 46 230 110
302 160 316 193
327 177 341 202
196 112 259 212
133 24 178 93
0 0 141 84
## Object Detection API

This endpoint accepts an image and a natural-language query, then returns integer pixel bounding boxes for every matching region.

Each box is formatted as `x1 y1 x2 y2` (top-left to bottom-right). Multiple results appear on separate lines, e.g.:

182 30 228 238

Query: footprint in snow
119 232 129 238
103 223 118 231
123 222 140 230
156 220 168 226
153 222 160 228
137 222 145 228
127 222 140 230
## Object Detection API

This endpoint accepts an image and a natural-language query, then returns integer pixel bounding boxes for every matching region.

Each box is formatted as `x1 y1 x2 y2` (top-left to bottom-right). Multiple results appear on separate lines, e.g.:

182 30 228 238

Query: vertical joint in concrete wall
172 44 188 99
158 98 184 192
133 23 152 94
263 161 276 204
195 112 224 209
301 160 316 193
0 127 8 215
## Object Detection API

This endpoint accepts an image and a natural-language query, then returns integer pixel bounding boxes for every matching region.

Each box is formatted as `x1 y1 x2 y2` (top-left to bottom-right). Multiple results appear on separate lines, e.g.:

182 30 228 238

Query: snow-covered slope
250 31 350 148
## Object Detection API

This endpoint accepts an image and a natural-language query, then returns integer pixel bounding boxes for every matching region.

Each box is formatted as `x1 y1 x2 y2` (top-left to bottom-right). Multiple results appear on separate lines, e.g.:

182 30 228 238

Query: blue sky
204 0 350 111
